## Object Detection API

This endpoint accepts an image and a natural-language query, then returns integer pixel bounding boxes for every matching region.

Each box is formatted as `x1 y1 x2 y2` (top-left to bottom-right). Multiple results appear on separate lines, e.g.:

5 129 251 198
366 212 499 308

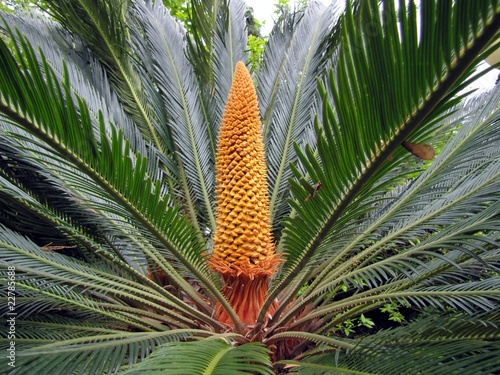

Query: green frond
0 315 132 342
0 32 227 308
257 1 339 231
318 185 500 298
289 85 500 326
0 224 218 328
255 9 296 120
305 276 500 335
0 127 163 279
207 0 248 144
44 0 129 73
265 0 500 323
0 329 209 375
0 1 499 373
0 139 92 244
187 0 223 86
133 0 216 231
0 224 224 373
44 0 176 165
121 340 273 375
276 200 500 335
0 11 173 186
313 84 500 276
290 312 500 375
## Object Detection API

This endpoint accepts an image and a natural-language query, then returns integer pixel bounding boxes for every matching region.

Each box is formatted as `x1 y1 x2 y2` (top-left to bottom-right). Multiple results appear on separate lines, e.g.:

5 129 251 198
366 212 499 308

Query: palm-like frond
0 125 162 275
314 87 500 292
205 0 248 151
318 104 499 288
187 0 223 87
263 0 500 323
132 0 216 231
257 2 339 231
44 0 174 157
121 340 273 375
10 328 208 374
0 10 148 156
0 224 214 327
286 311 500 374
0 31 228 311
266 75 500 337
0 0 499 373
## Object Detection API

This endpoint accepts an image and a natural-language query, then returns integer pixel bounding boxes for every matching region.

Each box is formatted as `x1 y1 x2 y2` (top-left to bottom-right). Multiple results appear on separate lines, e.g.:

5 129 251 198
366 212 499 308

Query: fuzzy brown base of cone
214 273 277 328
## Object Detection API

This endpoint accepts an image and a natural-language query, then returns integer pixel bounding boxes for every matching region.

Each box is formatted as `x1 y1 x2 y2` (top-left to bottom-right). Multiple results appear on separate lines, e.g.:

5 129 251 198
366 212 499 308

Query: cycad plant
0 0 499 373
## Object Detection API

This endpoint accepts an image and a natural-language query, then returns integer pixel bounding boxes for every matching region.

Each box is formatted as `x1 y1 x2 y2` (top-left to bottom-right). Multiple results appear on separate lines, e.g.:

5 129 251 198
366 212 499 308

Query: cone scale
210 61 280 326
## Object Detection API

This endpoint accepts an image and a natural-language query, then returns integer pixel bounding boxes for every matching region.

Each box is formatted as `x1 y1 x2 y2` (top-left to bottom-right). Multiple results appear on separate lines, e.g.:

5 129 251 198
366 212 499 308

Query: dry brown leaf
402 141 435 160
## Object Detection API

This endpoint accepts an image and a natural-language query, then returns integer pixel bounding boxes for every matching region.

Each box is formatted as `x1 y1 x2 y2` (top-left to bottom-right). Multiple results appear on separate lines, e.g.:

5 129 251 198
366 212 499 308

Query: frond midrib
148 8 215 230
268 10 325 223
18 329 213 356
201 345 233 375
